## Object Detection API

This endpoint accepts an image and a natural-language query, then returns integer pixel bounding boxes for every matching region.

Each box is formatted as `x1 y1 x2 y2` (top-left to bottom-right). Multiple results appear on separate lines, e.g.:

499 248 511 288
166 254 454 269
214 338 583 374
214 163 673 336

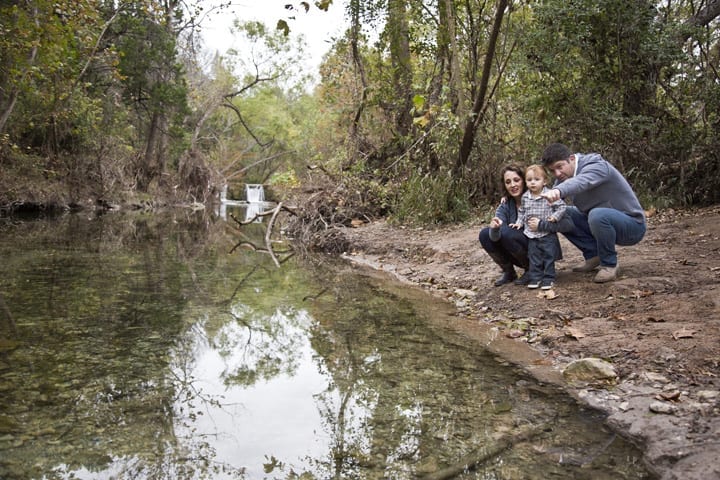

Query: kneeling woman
479 164 573 286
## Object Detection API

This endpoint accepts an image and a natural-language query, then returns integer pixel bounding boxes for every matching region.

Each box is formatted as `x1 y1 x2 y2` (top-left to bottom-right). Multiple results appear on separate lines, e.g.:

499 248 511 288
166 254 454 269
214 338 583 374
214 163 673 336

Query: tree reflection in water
0 213 650 480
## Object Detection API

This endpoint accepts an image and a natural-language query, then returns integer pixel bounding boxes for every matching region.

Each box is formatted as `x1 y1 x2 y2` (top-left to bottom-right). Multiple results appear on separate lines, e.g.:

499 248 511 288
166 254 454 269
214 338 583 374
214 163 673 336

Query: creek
0 209 651 479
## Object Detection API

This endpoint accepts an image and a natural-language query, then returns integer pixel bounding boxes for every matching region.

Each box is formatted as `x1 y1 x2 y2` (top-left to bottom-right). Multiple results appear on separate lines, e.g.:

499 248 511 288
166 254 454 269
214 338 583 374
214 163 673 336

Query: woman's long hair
500 164 527 196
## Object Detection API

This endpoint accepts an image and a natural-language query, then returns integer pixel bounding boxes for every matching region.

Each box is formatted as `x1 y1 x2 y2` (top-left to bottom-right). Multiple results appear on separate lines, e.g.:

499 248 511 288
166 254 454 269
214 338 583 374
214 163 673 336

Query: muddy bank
337 207 720 480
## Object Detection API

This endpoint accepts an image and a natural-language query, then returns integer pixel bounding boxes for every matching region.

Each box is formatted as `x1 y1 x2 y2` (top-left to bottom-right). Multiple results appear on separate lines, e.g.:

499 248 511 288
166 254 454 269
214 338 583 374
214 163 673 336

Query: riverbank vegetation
2 0 718 223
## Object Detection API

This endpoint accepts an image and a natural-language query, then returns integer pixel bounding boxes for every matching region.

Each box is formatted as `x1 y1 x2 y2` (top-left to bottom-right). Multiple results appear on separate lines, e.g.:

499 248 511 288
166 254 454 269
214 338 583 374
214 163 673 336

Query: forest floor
337 206 720 480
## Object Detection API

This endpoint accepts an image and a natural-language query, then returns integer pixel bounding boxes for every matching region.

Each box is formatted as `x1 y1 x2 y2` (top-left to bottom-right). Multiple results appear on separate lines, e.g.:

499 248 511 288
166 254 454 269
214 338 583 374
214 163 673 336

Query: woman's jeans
479 226 529 270
563 207 646 267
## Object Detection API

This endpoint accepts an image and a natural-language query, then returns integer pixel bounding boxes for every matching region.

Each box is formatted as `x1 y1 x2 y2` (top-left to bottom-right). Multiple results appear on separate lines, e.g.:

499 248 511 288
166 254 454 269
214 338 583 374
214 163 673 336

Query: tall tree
387 0 413 137
455 0 509 175
113 1 189 191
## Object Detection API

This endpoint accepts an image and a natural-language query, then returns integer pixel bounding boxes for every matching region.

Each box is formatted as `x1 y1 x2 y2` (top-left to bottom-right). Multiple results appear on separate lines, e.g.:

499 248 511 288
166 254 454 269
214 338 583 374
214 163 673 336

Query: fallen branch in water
265 202 283 267
230 203 297 227
418 424 547 480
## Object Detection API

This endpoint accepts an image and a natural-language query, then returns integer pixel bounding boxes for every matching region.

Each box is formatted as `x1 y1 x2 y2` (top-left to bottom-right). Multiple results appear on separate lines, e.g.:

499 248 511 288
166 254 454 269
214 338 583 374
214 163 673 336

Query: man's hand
541 188 562 203
490 217 503 229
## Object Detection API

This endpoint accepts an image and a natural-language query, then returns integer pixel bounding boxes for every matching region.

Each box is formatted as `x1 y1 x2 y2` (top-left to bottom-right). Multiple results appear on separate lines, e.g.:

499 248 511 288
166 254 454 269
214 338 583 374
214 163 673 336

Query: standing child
510 165 566 290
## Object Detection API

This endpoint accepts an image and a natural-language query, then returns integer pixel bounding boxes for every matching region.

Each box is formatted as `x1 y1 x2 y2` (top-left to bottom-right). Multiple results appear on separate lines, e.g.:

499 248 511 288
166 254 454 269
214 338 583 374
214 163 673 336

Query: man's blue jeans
563 207 646 267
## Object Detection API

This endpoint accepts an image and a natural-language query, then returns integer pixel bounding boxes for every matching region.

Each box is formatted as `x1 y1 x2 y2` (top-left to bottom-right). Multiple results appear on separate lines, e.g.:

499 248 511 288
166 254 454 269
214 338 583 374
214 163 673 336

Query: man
539 143 646 283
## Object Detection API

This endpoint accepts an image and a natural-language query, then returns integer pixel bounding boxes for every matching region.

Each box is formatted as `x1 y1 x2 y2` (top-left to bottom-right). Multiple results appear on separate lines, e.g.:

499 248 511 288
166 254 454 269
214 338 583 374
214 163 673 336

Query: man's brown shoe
572 256 600 272
593 266 618 283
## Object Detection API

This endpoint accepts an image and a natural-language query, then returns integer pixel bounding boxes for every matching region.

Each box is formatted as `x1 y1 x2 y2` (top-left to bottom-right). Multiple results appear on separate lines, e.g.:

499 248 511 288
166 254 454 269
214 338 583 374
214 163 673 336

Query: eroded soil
338 206 720 480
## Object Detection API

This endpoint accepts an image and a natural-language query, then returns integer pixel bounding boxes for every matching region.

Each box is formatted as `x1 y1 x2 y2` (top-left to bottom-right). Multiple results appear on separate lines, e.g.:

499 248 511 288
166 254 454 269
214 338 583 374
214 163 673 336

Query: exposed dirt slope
339 206 720 480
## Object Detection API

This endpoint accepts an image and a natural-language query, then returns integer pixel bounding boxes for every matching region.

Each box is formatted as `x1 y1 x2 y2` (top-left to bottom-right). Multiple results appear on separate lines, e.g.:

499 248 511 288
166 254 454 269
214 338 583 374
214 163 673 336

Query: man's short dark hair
541 143 572 166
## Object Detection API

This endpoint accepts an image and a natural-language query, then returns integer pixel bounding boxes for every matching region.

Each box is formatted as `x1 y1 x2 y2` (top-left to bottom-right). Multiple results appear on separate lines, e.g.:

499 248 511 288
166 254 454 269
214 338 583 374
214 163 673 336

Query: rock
453 288 476 298
697 390 720 402
562 358 617 383
649 401 677 414
642 372 671 384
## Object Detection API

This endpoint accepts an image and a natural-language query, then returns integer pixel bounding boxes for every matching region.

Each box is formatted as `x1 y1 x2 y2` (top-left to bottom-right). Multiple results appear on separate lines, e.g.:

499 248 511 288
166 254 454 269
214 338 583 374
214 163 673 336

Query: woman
479 164 573 286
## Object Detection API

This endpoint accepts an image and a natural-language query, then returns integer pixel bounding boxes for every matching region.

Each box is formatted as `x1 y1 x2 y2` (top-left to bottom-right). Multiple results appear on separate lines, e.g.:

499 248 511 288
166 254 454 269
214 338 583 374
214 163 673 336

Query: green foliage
509 0 719 207
2 0 719 211
392 170 470 225
268 169 300 189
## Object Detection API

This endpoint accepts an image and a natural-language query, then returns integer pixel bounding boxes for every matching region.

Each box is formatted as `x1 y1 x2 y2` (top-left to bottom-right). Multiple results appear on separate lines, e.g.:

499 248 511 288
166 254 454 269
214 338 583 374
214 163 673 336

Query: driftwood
418 424 547 480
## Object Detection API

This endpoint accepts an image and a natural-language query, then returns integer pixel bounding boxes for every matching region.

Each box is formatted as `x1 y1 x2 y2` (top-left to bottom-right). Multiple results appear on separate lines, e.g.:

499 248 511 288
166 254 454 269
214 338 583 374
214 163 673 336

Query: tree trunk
387 0 413 137
455 0 509 176
0 1 39 135
349 0 368 142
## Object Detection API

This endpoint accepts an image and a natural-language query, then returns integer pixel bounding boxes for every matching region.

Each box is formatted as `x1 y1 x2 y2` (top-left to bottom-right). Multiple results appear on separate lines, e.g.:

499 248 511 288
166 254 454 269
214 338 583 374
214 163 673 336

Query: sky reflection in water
0 211 650 479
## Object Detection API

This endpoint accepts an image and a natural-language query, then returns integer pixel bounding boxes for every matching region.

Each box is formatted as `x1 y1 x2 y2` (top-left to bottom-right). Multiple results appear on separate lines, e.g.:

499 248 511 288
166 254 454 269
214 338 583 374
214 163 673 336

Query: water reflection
0 212 651 479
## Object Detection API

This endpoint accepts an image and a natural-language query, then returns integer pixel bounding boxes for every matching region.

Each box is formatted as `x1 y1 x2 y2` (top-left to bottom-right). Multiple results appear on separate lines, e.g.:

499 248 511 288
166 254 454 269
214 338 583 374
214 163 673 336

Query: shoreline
337 208 720 480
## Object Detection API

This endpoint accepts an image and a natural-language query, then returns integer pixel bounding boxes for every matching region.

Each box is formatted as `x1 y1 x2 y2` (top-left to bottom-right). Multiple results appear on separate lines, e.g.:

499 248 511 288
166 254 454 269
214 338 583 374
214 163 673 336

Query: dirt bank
337 206 720 480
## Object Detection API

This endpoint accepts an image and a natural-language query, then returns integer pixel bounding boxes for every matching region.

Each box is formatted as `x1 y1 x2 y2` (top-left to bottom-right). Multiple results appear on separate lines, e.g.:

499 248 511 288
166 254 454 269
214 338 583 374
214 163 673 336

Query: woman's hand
490 217 503 229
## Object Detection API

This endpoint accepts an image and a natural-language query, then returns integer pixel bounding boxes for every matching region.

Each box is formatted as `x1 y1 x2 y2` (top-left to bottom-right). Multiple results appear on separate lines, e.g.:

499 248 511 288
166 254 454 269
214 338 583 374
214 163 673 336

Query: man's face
547 155 575 181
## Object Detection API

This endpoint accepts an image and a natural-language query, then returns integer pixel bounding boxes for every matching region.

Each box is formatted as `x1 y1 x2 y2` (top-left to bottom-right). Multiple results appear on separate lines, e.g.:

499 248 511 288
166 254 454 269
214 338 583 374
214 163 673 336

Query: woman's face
503 170 524 200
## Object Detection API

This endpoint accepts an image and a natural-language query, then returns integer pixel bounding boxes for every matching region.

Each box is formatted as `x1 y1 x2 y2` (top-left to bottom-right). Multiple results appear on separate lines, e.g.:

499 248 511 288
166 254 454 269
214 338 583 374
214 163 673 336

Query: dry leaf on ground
672 328 696 340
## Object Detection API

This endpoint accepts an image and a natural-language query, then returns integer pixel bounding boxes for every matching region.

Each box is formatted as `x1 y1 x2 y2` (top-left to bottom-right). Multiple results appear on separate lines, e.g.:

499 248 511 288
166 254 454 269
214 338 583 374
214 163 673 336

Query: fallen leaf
631 289 654 298
532 358 553 366
564 327 586 340
672 328 696 340
657 390 681 402
506 329 525 338
537 289 558 299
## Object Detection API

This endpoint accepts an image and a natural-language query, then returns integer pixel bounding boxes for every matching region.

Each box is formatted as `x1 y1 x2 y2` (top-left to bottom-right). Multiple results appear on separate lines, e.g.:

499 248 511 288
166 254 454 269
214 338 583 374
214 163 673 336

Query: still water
0 210 651 479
